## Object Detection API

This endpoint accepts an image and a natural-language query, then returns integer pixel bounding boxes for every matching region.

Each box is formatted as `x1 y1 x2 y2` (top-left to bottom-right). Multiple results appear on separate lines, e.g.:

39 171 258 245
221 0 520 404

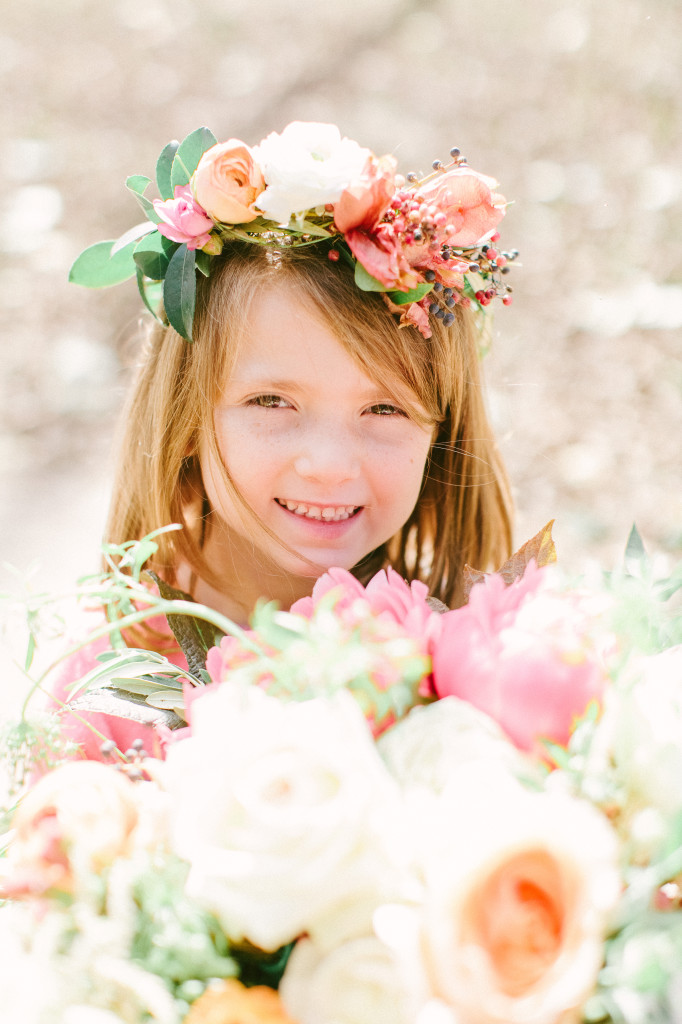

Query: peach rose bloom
419 772 619 1024
334 154 397 232
193 140 265 224
184 979 297 1024
1 761 139 897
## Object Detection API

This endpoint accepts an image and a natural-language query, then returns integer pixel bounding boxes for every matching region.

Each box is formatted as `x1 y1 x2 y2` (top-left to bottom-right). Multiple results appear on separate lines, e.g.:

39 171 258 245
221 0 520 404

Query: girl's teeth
279 500 357 522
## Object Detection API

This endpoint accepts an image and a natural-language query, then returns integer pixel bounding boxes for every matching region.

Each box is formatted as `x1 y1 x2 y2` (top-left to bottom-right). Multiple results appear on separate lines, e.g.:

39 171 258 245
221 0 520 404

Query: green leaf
170 127 217 190
387 282 434 305
195 249 211 277
111 220 156 255
156 140 179 200
625 523 647 572
136 269 164 320
163 243 196 341
69 239 138 288
126 175 161 223
354 259 390 293
133 231 176 280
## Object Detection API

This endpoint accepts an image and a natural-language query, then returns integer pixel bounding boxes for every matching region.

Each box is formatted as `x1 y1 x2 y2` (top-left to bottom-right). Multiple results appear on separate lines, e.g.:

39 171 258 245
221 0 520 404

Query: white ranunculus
253 121 371 224
280 933 418 1024
164 684 407 952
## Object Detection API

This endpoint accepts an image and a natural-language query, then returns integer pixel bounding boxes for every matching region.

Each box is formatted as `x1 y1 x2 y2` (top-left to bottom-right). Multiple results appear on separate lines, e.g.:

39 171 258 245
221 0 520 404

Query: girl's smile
198 285 435 608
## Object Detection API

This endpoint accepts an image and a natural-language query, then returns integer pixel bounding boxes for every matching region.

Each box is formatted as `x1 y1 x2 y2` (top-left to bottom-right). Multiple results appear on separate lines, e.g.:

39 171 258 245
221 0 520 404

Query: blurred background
1 0 681 694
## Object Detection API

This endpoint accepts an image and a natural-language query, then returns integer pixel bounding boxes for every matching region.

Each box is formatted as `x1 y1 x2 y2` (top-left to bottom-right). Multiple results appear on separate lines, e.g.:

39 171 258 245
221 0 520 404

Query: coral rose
153 184 214 249
192 139 264 224
420 167 506 246
431 563 607 754
334 153 397 232
185 978 296 1024
1 761 139 896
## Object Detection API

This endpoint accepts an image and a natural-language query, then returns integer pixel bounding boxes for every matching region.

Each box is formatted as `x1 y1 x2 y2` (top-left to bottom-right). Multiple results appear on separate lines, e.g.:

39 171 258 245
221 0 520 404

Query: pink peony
419 167 506 247
291 566 440 645
153 185 214 249
334 154 397 232
192 139 265 224
431 562 606 754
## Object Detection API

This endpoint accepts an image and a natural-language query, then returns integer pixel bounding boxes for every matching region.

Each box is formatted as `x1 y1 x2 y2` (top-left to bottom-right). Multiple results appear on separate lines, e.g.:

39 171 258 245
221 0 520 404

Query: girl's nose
293 425 362 485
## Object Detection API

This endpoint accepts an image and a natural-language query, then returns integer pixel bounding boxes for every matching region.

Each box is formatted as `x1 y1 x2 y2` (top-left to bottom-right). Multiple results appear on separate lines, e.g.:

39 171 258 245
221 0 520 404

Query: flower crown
70 122 517 342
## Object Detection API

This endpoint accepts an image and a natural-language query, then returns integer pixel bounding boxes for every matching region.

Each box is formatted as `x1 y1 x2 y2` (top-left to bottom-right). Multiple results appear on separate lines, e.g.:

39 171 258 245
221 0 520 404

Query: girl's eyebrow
226 374 394 401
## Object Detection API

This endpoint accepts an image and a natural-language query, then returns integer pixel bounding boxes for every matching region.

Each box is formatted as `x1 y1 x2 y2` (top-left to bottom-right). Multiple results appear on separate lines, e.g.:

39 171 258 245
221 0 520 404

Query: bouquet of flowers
1 525 681 1024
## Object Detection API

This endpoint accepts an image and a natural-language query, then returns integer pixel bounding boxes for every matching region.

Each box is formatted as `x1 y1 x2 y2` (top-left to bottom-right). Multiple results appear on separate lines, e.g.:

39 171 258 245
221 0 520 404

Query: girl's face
200 286 434 598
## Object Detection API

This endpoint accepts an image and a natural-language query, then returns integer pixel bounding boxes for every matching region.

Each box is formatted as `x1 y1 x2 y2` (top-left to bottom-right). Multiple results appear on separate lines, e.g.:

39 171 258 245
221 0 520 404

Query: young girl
56 121 515 757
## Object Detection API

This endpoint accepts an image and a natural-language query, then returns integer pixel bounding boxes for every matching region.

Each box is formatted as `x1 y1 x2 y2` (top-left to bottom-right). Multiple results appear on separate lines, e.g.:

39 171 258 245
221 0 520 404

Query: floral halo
70 121 518 342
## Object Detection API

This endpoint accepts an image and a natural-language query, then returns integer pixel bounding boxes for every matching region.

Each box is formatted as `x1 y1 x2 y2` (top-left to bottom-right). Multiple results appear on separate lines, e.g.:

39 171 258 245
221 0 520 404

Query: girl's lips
275 498 361 523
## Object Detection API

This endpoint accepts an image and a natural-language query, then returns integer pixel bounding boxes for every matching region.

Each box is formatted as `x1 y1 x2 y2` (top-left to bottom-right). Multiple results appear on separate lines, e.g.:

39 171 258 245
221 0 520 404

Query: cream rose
378 696 534 794
192 139 265 224
280 934 417 1024
164 684 406 952
416 772 619 1024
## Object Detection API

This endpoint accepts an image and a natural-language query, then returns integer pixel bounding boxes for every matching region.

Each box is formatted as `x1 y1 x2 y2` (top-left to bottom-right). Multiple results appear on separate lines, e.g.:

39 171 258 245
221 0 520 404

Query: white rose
253 121 371 224
601 646 682 816
280 933 417 1024
165 684 406 952
411 771 619 1024
378 696 535 794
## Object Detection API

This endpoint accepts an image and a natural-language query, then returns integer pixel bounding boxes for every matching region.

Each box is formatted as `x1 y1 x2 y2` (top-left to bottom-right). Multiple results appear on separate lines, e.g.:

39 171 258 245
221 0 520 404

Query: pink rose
419 167 506 247
431 563 606 754
153 184 214 249
334 154 397 232
192 139 265 224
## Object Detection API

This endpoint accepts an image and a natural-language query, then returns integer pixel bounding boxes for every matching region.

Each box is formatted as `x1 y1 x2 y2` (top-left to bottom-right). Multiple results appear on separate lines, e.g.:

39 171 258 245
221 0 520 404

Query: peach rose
192 140 265 224
334 154 397 232
0 761 139 897
418 773 619 1024
420 167 506 247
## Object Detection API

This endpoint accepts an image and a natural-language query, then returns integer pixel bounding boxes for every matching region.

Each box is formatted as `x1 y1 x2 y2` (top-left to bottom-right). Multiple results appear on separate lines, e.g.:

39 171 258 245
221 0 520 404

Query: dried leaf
463 520 557 600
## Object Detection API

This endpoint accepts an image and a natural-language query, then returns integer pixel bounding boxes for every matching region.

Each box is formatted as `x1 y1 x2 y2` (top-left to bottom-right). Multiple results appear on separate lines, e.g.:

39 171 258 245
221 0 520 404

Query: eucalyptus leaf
134 231 176 280
354 259 389 293
69 239 138 288
170 127 217 190
156 140 179 200
387 282 434 305
163 244 196 341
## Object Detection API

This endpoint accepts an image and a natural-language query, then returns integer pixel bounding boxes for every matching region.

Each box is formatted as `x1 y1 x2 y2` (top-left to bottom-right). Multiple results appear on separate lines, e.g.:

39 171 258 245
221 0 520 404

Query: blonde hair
106 241 513 610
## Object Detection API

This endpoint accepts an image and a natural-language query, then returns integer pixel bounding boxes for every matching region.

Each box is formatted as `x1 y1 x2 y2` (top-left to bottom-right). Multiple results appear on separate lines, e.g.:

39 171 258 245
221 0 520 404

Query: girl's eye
248 394 291 409
367 403 406 417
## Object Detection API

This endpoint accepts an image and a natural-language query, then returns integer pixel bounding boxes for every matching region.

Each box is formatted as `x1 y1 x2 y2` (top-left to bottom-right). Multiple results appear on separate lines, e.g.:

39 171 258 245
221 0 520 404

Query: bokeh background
1 0 681 686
